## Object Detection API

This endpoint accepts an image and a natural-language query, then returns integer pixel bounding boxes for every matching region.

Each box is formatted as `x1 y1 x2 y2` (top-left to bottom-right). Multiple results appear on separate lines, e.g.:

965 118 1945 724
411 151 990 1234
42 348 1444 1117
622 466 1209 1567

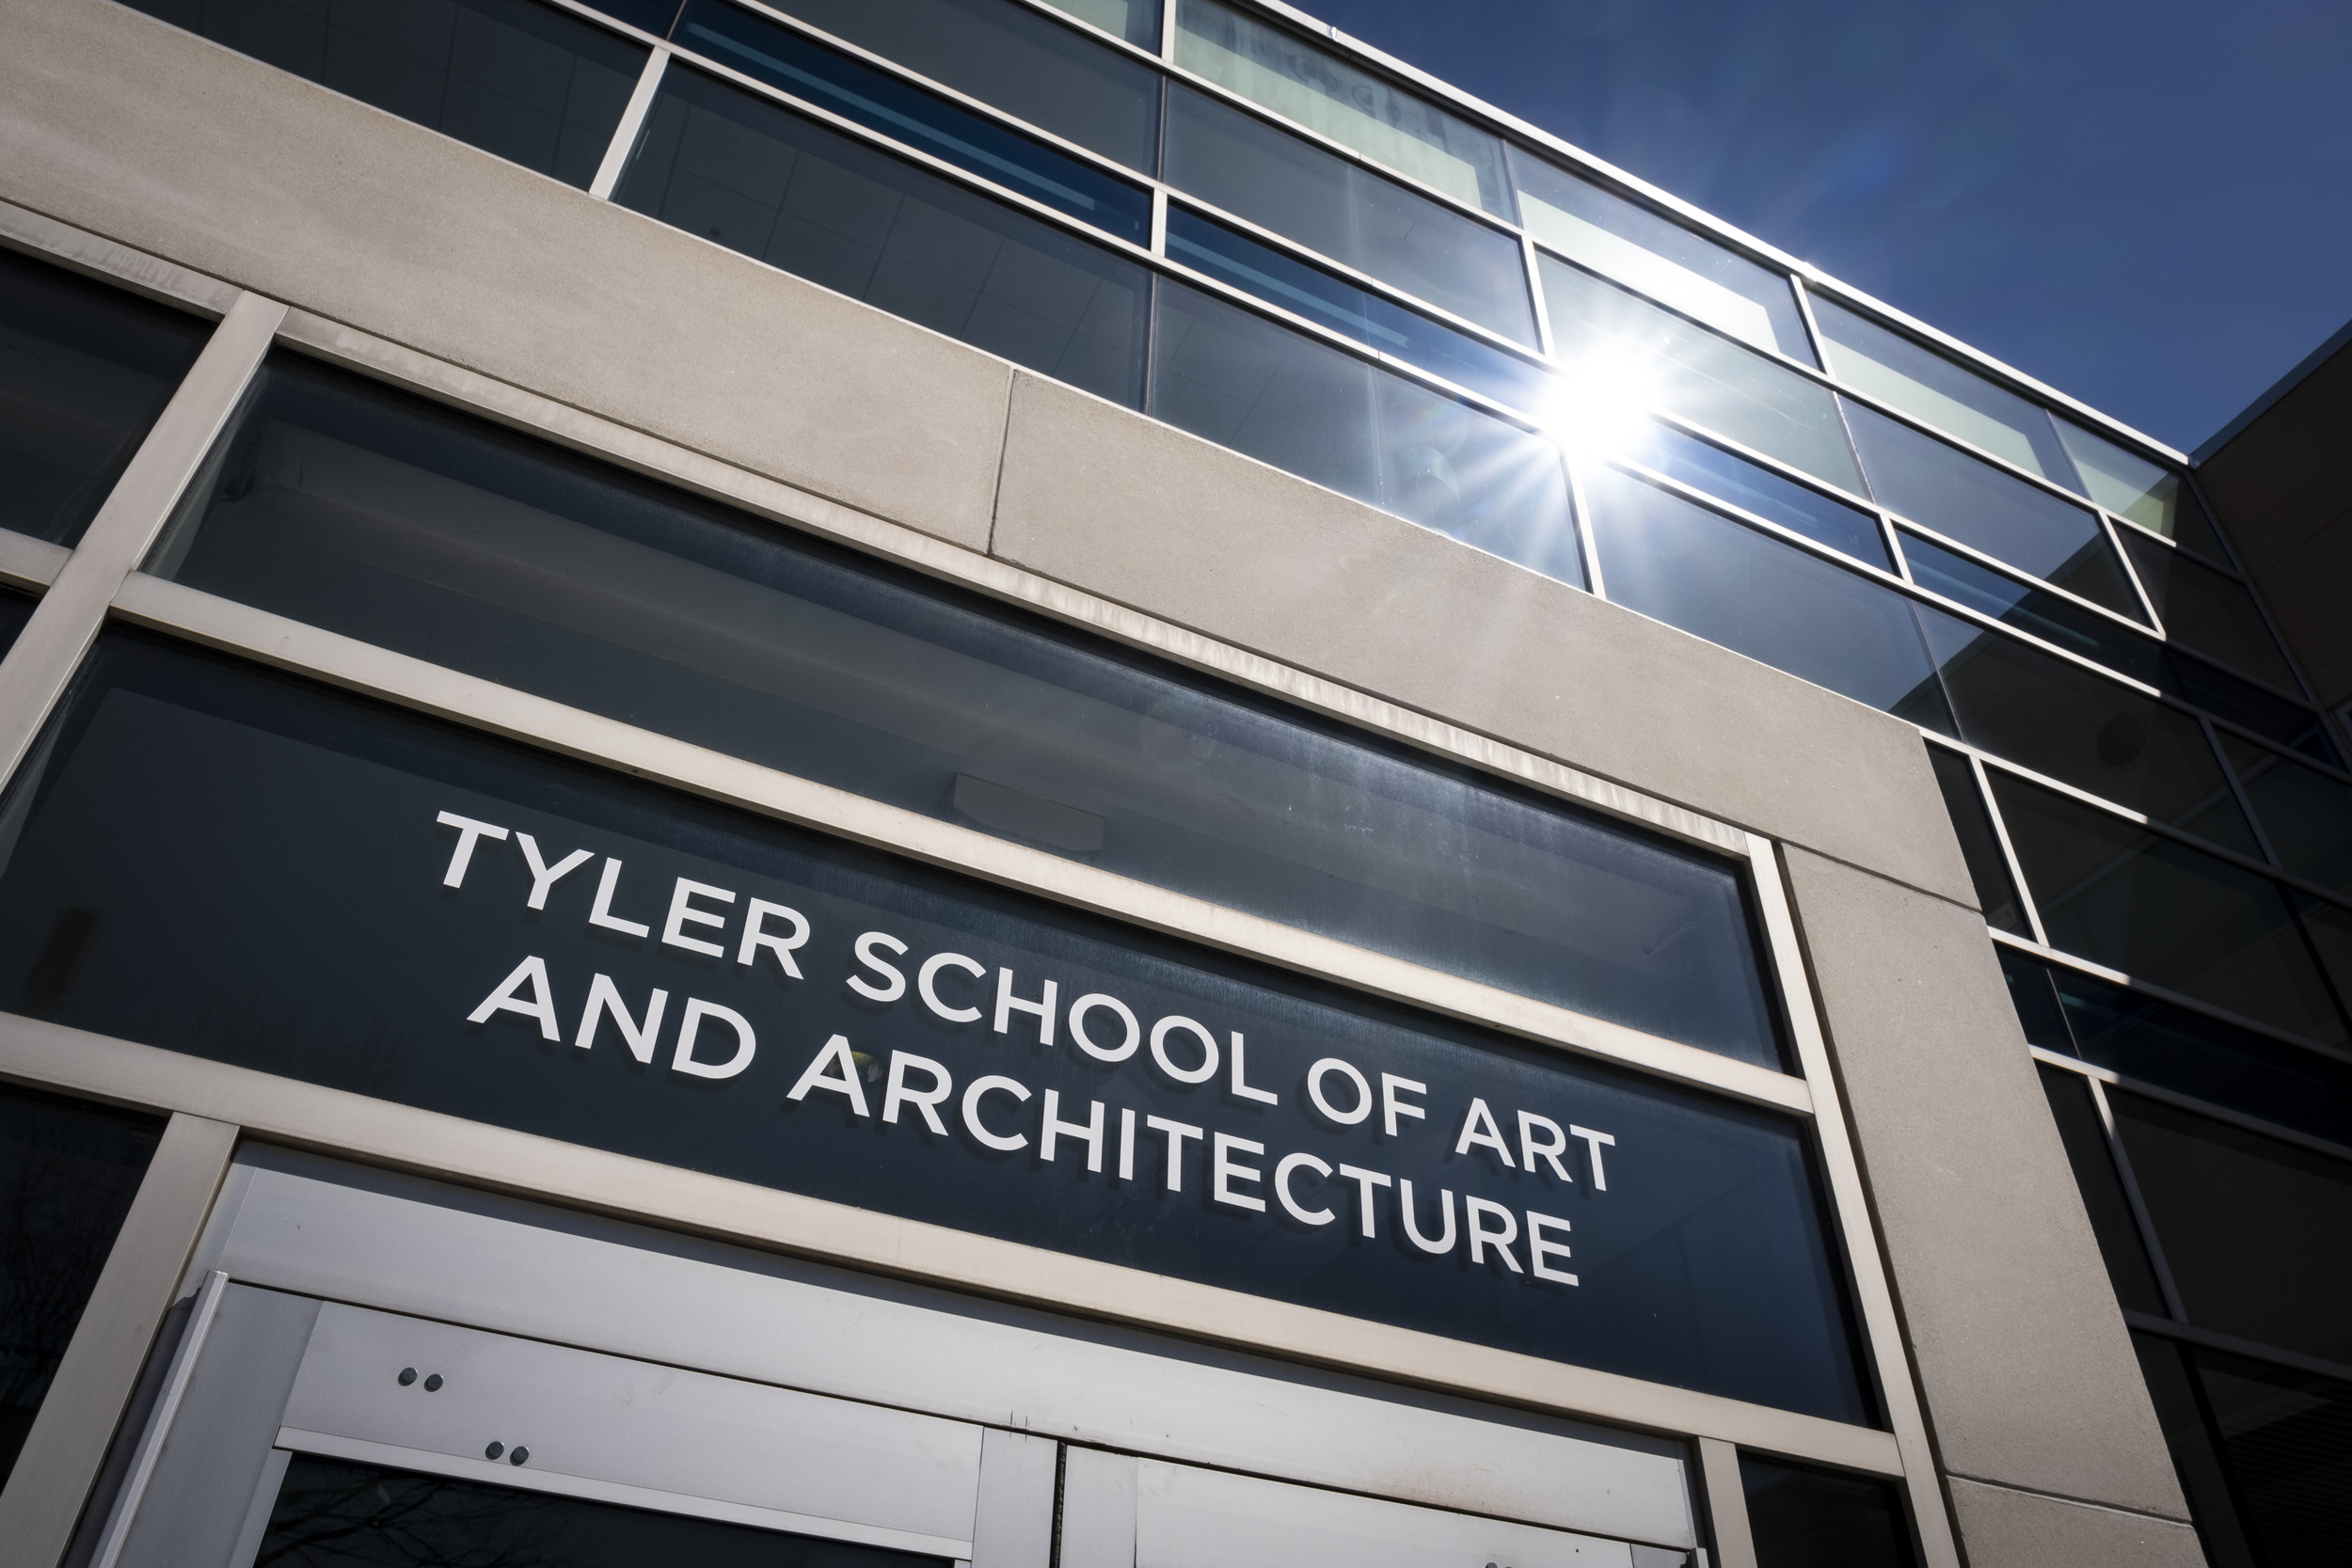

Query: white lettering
1454 1098 1517 1167
882 1052 952 1134
1227 1032 1278 1104
1212 1132 1265 1212
848 931 908 1002
1518 1111 1574 1182
467 954 558 1039
574 973 667 1063
1068 993 1140 1062
993 968 1058 1045
1144 1115 1202 1192
1040 1090 1104 1172
1307 1058 1372 1125
961 1075 1031 1150
1381 1072 1427 1137
1274 1152 1334 1226
515 833 592 910
1398 1178 1455 1254
1570 1124 1617 1191
736 900 810 978
1118 1105 1137 1180
437 811 508 888
1464 1196 1524 1273
1150 1016 1218 1085
1336 1164 1391 1238
786 1033 867 1110
587 858 651 939
919 953 987 1023
662 878 737 958
673 999 756 1080
1528 1212 1578 1285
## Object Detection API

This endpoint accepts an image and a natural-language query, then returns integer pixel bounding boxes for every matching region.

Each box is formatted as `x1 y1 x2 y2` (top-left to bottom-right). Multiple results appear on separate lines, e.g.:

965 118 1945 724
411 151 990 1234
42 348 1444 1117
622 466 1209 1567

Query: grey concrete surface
993 372 1978 906
0 0 1011 553
1781 847 2189 1520
1946 1479 2206 1568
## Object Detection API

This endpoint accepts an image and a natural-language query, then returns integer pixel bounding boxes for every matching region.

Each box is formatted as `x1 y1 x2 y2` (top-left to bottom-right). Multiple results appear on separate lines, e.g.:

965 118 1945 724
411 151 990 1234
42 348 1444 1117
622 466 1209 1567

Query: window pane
2160 653 2338 768
2054 418 2226 555
125 0 647 188
2035 1066 2166 1315
1916 613 2259 855
2221 733 2352 896
1511 152 1811 362
614 67 1147 405
1620 422 1885 568
1812 295 2074 485
1740 1455 1915 1568
2131 1334 2262 1568
1581 468 1954 733
1164 85 1534 344
757 0 1160 173
1841 401 2141 617
0 246 209 547
1165 207 1555 412
2118 530 2298 693
149 354 1782 1068
1541 259 1862 493
0 589 35 659
1925 745 2027 936
1151 283 1581 586
1035 0 1158 49
1990 770 2348 1047
1173 0 1512 220
2187 1345 2352 1566
670 0 1150 242
1899 527 2163 686
0 1084 162 1488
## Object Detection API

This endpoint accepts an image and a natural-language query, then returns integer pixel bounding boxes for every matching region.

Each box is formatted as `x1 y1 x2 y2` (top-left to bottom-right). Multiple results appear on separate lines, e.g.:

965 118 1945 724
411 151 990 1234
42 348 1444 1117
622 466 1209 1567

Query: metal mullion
2207 708 2352 789
1564 458 1606 601
2181 467 2335 718
2085 1076 2189 1321
1891 511 2169 641
0 531 71 593
1520 232 1556 358
533 0 674 47
1640 406 1874 511
1159 0 1179 56
1695 1437 1758 1568
1149 186 1168 255
589 45 671 201
0 200 242 319
2100 509 2166 632
1788 273 1833 373
2029 1047 2352 1166
2203 712 2280 866
1969 750 2049 947
1605 458 1898 585
1993 927 2352 1067
1533 240 1827 383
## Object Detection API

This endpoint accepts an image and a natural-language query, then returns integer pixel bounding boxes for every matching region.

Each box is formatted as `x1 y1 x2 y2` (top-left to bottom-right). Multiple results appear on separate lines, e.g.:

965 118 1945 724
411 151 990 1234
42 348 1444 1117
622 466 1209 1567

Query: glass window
2036 1066 2167 1314
1841 402 2142 619
2160 654 2338 768
1740 1456 1915 1568
613 67 1148 405
1173 0 1512 220
752 0 1160 174
1540 259 1863 494
1035 0 1159 49
124 0 647 189
1989 771 2349 1047
1810 295 2074 485
2112 1093 2352 1364
2179 1344 2352 1566
1165 207 1556 412
2054 420 2229 558
0 247 210 548
0 590 35 659
1916 616 2258 855
2131 1334 2264 1568
1164 85 1534 344
668 0 1150 242
2221 733 2352 896
1580 468 1955 735
2117 530 2298 694
1619 423 1885 568
1511 153 1811 363
0 1084 163 1488
1924 745 2027 936
1899 528 2163 686
146 353 1780 1068
1151 282 1581 585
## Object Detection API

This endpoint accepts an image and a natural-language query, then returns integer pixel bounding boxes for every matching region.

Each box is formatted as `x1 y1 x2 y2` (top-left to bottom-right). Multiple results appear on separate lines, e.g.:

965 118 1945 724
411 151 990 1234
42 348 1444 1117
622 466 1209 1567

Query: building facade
0 0 2342 1564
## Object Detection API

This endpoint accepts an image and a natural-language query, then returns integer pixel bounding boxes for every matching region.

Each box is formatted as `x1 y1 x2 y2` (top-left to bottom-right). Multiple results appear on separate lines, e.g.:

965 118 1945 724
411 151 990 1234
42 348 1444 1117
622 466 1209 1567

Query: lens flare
1538 341 1662 460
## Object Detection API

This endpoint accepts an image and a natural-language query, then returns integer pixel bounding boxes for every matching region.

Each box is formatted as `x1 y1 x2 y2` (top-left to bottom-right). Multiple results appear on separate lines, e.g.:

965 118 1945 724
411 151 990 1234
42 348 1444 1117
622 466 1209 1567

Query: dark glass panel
2120 530 2299 694
0 590 34 659
1150 283 1581 585
2161 653 2339 767
0 246 209 547
1841 401 2140 618
615 67 1147 406
762 0 1160 173
573 0 684 34
668 0 1149 242
2131 1333 2260 1568
148 354 1779 1068
1899 528 2163 685
124 0 646 188
262 1453 946 1566
1923 745 2026 936
1991 771 2349 1047
1165 207 1555 412
1915 612 2259 855
2189 1345 2352 1566
1740 1455 1915 1568
2112 1092 2352 1363
1163 85 1535 344
1581 468 1954 735
1994 943 2072 1053
2033 1066 2166 1314
2221 732 2352 896
1621 423 1885 568
0 1085 162 1487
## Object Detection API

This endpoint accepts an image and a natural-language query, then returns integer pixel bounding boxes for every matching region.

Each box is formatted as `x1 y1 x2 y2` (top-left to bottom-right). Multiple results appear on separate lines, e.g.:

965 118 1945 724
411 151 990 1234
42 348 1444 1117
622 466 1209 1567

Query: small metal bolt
509 1447 529 1466
423 1374 443 1392
485 1441 504 1460
397 1368 417 1386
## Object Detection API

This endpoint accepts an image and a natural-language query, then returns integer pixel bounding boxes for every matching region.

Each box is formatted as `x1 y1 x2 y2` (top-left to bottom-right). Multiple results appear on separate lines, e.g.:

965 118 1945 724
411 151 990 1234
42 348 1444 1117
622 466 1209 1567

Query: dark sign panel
0 633 1871 1423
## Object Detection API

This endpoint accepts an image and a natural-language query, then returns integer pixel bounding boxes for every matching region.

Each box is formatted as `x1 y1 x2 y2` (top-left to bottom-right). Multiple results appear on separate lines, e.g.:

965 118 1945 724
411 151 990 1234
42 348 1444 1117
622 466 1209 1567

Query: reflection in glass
2181 1343 2352 1566
2158 653 2339 768
1811 295 2075 485
668 0 1151 242
1034 0 1159 48
2221 733 2352 896
614 68 1148 406
1841 402 2141 618
2131 1334 2263 1568
260 1453 946 1566
1899 528 2162 684
1164 85 1535 343
147 354 1781 1067
1511 153 1812 362
0 591 34 660
2055 420 2229 558
1620 423 1885 568
1924 745 2026 936
1174 0 1513 219
2117 529 2298 693
1989 771 2348 1047
1740 1455 1915 1568
1580 469 1954 734
0 1085 162 1488
2034 1066 2167 1315
0 247 209 547
1540 259 1861 492
123 0 646 188
1165 207 1556 411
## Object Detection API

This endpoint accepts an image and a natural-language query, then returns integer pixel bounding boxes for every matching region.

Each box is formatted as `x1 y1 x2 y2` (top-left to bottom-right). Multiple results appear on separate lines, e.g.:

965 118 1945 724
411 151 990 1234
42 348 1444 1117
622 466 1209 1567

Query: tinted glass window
2160 653 2337 767
0 590 34 659
149 354 1777 1068
2033 1066 2166 1314
2055 420 2215 547
1899 528 2162 685
1621 423 1885 568
766 0 1160 173
1581 469 1955 735
2222 733 2352 896
2182 1344 2352 1566
2118 530 2297 693
1164 85 1534 344
0 1084 163 1487
0 247 209 547
1541 258 1862 494
1924 745 2026 937
1740 1455 1915 1568
124 0 646 188
1151 284 1579 582
1812 296 2074 486
2131 1334 2263 1568
613 67 1148 406
0 631 1867 1418
1036 0 1159 49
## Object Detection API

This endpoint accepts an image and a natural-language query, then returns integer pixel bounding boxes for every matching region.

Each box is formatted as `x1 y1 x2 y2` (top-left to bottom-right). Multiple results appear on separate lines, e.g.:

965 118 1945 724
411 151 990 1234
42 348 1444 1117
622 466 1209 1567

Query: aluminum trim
2085 1075 2189 1321
0 530 71 591
1695 1436 1757 1568
0 197 242 317
1992 930 2352 1069
88 1271 232 1568
588 45 670 201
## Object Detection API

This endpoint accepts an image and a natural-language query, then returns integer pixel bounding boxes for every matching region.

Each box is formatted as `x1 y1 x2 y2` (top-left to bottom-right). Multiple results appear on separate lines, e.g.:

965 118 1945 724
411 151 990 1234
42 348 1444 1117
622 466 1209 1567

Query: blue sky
1303 0 2352 454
